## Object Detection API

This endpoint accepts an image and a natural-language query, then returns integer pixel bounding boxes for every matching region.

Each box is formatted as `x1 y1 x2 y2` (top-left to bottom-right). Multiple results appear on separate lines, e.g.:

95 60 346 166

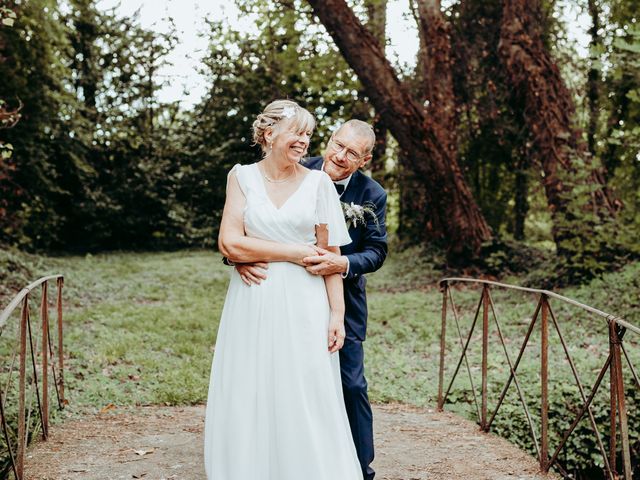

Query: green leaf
626 89 640 103
613 38 640 53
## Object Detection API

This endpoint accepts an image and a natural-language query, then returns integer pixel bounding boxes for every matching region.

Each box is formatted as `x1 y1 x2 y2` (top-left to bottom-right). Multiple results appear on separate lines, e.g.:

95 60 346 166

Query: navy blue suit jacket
304 157 388 341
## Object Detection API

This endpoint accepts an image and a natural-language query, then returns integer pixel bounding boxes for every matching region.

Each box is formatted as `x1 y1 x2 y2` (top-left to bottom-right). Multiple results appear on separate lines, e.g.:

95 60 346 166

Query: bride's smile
272 129 311 164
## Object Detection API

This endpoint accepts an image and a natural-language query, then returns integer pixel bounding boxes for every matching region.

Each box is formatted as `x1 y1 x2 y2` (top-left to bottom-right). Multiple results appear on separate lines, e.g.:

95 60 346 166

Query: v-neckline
256 163 313 211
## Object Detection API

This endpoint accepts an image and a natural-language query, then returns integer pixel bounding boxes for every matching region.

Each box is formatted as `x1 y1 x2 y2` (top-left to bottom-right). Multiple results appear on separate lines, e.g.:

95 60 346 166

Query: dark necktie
334 183 345 195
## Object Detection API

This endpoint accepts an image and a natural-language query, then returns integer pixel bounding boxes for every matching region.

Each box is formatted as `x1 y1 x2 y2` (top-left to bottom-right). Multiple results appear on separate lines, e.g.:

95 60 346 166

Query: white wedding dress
204 163 363 480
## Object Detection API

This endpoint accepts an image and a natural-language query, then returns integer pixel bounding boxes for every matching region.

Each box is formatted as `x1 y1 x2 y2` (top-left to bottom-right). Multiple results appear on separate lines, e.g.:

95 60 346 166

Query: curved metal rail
0 275 65 479
437 277 639 480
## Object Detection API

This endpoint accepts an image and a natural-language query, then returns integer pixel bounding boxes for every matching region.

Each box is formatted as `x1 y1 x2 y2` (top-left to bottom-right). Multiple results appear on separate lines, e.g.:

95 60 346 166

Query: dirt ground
25 403 558 480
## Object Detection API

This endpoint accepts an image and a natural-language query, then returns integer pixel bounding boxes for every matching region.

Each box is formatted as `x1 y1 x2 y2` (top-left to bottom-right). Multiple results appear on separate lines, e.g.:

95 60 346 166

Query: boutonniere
340 201 379 230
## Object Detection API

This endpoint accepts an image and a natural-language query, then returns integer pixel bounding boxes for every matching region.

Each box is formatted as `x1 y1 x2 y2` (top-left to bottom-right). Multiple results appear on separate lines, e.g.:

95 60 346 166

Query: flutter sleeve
228 163 248 196
315 171 352 247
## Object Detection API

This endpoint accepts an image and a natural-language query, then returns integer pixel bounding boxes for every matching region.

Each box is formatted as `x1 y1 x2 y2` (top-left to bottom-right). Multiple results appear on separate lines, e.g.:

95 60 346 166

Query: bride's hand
236 262 269 285
291 244 320 266
327 312 346 353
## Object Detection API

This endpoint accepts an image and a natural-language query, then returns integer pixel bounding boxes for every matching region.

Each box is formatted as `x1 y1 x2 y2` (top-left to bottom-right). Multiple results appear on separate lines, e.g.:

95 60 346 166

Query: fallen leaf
99 403 116 413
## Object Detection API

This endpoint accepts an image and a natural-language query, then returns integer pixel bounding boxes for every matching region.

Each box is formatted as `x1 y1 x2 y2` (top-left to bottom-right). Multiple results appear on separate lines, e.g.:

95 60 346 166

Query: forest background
0 0 638 282
1 0 640 478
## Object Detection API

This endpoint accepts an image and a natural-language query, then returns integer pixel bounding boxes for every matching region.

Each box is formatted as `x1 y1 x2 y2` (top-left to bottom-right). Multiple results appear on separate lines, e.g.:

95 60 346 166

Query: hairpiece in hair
281 106 296 119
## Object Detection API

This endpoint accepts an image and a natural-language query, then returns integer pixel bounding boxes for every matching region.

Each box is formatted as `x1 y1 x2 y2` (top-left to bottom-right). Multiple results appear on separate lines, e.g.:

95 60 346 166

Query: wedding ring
332 336 337 342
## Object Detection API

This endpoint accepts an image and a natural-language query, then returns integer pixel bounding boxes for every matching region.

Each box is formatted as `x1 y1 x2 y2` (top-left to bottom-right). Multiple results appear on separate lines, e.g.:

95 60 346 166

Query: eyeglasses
328 138 365 163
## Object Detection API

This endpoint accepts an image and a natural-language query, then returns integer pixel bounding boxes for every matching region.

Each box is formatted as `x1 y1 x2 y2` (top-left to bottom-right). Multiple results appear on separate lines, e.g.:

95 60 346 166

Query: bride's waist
258 261 312 271
232 261 318 279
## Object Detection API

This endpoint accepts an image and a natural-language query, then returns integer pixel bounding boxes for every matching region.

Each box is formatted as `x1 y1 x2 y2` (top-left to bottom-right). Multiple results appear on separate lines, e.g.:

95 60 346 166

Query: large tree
0 0 83 248
306 0 491 259
448 0 534 241
0 0 186 250
498 0 622 267
64 4 183 250
364 0 388 183
0 6 20 239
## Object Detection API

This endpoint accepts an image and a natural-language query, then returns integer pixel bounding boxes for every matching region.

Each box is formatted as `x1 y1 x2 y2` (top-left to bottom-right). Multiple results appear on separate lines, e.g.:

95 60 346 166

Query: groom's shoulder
301 156 323 171
355 170 387 201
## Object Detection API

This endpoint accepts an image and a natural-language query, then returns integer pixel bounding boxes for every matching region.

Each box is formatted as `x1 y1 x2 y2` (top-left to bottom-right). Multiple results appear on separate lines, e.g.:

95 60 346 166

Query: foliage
0 1 190 251
0 247 46 301
477 238 552 279
450 0 531 239
0 6 20 238
0 0 376 250
0 0 637 283
59 2 188 250
602 20 640 239
557 0 640 280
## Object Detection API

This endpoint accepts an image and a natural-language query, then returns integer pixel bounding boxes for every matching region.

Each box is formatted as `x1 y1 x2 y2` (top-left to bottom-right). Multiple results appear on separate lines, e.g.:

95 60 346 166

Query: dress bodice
231 163 350 247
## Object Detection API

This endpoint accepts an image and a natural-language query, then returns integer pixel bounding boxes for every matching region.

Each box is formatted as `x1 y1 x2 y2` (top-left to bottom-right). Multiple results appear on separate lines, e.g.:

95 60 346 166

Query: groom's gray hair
336 119 376 154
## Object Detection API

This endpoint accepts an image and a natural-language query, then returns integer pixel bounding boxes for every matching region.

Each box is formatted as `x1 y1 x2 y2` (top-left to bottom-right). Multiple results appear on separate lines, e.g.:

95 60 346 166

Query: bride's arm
317 224 346 353
219 172 314 264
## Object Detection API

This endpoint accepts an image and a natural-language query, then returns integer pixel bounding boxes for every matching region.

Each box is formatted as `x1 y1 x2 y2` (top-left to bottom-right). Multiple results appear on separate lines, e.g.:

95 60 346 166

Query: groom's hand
236 262 269 285
303 247 348 276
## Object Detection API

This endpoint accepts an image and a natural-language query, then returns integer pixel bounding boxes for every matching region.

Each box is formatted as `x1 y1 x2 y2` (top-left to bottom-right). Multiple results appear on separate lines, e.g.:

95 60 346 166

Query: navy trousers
340 337 375 480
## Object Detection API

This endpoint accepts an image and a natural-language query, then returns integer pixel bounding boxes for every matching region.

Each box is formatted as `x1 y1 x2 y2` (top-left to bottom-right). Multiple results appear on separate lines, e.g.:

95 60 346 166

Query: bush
0 246 47 302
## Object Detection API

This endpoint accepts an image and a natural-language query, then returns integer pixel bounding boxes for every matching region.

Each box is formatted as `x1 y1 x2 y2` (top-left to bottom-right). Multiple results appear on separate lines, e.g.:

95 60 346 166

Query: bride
203 99 363 480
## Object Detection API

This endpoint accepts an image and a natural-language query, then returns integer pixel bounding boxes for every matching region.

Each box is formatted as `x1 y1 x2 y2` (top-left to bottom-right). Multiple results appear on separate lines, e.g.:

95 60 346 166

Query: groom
238 119 387 480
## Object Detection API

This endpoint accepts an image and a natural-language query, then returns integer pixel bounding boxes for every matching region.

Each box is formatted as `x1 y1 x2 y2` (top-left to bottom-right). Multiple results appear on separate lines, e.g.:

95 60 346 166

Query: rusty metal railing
0 275 65 479
438 277 639 480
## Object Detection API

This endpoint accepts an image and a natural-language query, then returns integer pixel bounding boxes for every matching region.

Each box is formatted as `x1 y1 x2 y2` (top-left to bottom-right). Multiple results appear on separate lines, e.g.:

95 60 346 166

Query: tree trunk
71 0 99 122
307 0 492 258
587 0 600 160
402 0 461 243
401 0 430 242
514 156 528 241
498 0 618 254
364 0 388 183
415 0 457 156
603 80 630 181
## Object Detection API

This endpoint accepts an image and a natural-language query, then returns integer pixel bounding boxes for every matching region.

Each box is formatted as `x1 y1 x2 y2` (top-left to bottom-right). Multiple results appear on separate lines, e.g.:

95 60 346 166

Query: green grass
1 248 638 414
1 251 227 414
54 251 230 409
1 248 639 472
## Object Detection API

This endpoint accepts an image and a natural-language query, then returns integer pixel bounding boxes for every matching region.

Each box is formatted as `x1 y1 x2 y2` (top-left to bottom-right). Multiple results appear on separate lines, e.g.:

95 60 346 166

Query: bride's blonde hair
252 100 315 152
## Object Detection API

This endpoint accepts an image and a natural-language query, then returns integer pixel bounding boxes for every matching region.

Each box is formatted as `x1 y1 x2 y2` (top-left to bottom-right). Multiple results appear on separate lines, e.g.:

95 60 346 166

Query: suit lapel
340 170 362 204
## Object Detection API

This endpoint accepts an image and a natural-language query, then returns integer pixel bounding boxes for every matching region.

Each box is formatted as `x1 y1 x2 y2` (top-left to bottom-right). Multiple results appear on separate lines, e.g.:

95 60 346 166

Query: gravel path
25 404 558 480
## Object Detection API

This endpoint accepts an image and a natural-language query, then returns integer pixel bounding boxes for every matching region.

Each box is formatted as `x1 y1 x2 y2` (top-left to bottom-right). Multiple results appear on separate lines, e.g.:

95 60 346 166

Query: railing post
610 323 632 479
438 281 448 411
41 281 49 439
481 285 489 430
57 277 65 406
540 295 549 471
610 326 618 477
17 295 28 480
